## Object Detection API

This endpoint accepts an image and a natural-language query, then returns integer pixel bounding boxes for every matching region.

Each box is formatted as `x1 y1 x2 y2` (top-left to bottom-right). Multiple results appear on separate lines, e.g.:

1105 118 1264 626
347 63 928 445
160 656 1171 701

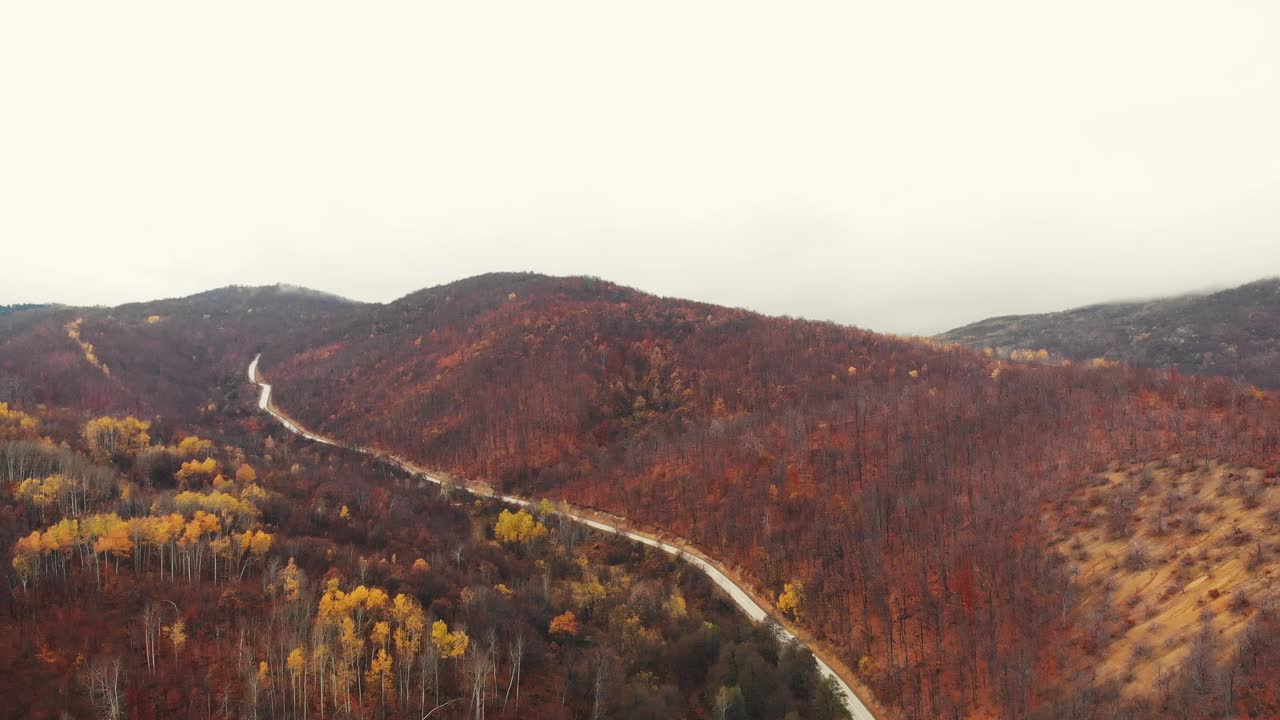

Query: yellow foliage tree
279 557 303 602
0 402 40 442
11 531 43 590
371 620 390 651
15 475 63 520
165 619 187 667
83 416 151 458
494 509 548 545
175 435 214 458
287 647 305 682
244 529 273 557
777 582 804 620
366 648 394 706
338 615 363 702
93 516 133 569
430 620 469 659
175 457 219 486
391 593 426 700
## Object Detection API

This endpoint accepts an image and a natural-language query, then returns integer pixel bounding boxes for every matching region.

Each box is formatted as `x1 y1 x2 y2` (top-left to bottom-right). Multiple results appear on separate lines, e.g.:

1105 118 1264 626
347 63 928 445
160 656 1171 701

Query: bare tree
502 630 525 715
78 656 125 720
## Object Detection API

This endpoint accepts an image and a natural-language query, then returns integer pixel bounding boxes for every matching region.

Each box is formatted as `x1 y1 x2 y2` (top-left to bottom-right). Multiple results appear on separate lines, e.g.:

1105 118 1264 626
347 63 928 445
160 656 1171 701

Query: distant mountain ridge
0 303 46 317
939 277 1280 389
0 284 359 416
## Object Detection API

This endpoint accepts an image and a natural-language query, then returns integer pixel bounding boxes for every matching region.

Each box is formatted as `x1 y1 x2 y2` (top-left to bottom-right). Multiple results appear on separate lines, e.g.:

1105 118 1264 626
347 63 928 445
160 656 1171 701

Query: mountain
0 280 854 720
939 278 1280 389
0 284 360 417
256 272 1280 719
5 273 1280 719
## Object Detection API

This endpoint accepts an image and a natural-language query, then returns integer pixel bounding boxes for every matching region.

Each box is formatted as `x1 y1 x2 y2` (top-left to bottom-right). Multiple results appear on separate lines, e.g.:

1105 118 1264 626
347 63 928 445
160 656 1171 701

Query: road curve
248 354 877 720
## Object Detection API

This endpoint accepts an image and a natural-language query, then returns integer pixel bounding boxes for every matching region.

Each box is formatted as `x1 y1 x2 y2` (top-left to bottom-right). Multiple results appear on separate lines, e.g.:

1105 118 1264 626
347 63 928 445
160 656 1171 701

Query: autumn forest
3 274 1280 719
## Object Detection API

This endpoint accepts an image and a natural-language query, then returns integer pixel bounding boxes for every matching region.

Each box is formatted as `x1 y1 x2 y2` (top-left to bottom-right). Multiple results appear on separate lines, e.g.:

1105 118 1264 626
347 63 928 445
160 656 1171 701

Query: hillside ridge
940 277 1280 389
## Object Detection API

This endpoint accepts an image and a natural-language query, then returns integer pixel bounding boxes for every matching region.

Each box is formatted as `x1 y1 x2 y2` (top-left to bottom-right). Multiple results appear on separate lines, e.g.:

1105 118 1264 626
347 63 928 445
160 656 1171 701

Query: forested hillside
939 278 1280 390
0 286 359 417
261 273 1280 719
0 341 845 718
6 274 1280 719
0 304 45 318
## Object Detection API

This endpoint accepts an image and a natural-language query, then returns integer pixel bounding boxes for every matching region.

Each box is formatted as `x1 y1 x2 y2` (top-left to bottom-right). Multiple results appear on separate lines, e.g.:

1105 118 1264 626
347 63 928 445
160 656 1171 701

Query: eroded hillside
1046 459 1280 715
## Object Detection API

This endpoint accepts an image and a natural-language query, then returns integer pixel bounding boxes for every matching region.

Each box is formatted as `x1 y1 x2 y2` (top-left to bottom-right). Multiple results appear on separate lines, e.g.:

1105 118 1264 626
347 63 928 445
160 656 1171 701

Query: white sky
2 1 1279 334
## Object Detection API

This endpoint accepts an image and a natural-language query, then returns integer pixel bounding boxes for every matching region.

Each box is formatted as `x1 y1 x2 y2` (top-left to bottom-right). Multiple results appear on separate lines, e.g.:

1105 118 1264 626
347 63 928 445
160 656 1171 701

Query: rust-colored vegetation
259 273 1280 719
4 273 1280 719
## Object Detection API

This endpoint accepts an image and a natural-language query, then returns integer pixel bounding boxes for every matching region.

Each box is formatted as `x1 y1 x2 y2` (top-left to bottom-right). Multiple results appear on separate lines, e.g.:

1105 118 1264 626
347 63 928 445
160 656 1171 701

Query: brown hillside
0 285 360 418
260 273 1280 719
939 278 1280 390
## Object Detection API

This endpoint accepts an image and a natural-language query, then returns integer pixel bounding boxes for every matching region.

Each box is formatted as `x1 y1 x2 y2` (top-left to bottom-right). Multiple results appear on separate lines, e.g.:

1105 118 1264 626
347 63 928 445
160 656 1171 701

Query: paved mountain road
248 354 877 720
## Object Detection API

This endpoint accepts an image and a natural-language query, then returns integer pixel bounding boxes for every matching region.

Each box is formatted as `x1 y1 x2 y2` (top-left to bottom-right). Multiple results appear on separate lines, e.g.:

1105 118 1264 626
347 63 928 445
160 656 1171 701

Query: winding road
248 354 877 720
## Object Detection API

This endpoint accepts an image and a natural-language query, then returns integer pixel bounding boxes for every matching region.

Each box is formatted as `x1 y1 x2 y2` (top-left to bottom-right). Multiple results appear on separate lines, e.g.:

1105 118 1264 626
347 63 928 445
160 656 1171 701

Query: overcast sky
3 2 1279 334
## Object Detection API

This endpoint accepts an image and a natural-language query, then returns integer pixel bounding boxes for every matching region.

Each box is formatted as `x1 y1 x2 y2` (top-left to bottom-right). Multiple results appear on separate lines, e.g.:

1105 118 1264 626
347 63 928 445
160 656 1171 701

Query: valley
2 273 1279 719
249 353 879 720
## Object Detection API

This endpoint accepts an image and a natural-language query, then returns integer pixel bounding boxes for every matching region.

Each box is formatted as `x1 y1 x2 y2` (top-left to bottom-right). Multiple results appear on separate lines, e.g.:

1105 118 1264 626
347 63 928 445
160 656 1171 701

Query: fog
3 1 1279 334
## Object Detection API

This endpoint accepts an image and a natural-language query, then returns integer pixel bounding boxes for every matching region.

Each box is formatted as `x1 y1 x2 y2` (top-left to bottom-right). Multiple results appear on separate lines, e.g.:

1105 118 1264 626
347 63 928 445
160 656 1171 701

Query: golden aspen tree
41 518 78 580
0 402 39 441
777 582 804 620
371 621 390 653
93 518 132 575
286 648 304 713
493 509 548 545
279 557 303 602
164 619 187 669
391 594 426 707
257 660 271 715
175 457 219 487
339 616 362 711
363 587 389 613
234 529 273 579
11 531 43 590
430 620 469 659
15 475 63 521
366 649 394 711
175 435 213 458
83 416 151 458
